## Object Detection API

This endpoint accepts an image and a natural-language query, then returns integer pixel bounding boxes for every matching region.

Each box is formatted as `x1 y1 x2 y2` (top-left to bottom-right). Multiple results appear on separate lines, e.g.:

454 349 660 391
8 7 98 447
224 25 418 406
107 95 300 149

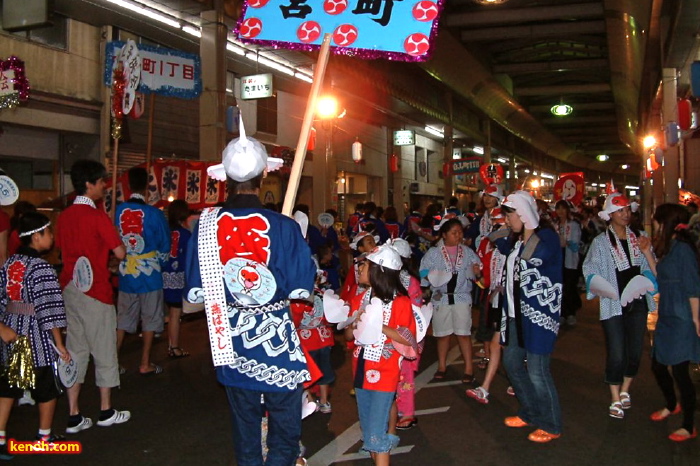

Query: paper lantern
352 138 362 163
678 99 692 130
665 122 680 146
442 162 452 177
307 127 317 151
389 154 399 172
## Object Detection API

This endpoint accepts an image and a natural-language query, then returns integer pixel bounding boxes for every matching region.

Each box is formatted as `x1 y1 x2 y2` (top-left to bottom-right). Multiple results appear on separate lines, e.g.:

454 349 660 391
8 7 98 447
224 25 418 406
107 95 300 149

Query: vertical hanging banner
104 42 202 99
237 0 446 62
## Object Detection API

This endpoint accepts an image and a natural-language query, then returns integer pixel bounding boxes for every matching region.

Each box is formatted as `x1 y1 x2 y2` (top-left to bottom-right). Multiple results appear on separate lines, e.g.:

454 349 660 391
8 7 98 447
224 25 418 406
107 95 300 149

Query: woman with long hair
647 203 700 441
582 192 656 419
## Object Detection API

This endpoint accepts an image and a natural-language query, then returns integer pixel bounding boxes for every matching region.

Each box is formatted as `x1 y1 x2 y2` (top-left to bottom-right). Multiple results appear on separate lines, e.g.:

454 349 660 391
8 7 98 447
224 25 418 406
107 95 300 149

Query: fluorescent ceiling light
226 42 246 56
621 164 629 169
182 25 201 37
625 185 640 190
473 145 484 155
596 154 609 162
541 173 554 180
550 103 573 116
591 183 598 187
425 126 444 138
295 72 313 83
106 0 181 29
524 169 530 173
496 157 507 163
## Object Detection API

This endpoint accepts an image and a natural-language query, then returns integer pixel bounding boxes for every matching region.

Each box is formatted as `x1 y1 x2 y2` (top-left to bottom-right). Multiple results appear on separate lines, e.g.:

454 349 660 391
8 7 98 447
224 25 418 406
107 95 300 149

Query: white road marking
308 346 461 466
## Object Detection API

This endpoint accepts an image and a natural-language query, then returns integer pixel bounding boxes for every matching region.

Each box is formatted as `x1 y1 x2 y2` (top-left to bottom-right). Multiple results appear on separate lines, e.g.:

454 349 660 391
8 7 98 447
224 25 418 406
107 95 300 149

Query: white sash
198 207 236 366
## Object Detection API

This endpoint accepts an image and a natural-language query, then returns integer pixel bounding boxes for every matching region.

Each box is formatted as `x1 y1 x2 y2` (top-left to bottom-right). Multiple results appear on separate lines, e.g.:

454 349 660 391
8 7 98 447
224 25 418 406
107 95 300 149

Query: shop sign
241 73 273 100
452 157 482 174
393 130 414 146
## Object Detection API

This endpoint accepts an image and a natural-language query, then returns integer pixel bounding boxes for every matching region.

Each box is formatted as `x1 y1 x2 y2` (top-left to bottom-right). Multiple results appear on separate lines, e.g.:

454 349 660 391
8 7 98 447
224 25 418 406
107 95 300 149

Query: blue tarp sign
452 157 482 174
104 42 202 99
237 0 445 62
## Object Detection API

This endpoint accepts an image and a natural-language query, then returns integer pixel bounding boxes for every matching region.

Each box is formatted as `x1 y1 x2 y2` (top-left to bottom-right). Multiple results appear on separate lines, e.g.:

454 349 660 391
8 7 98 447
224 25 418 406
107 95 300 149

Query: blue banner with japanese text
237 0 445 62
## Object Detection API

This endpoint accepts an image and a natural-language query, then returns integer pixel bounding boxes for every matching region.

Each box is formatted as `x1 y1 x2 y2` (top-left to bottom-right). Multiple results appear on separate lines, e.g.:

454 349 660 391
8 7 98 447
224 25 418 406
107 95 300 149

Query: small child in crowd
346 244 417 465
0 212 71 459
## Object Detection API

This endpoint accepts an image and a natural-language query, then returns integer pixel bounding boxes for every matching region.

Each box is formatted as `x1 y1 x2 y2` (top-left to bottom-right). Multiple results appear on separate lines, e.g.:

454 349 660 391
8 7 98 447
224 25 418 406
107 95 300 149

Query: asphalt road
7 297 700 465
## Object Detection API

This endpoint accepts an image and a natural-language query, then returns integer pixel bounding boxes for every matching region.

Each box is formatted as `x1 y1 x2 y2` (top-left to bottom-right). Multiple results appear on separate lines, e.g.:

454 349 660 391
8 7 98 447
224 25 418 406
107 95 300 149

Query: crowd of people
0 136 699 464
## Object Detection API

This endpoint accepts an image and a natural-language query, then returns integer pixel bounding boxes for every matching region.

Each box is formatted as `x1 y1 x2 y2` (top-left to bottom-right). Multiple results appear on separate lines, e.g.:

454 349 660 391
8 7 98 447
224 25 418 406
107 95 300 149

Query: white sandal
609 401 624 419
619 391 631 409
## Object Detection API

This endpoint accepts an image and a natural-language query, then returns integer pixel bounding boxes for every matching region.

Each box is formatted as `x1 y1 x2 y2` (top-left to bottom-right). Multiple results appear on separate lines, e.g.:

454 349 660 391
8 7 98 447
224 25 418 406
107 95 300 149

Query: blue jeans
355 388 398 453
225 385 303 466
601 299 647 385
503 319 562 434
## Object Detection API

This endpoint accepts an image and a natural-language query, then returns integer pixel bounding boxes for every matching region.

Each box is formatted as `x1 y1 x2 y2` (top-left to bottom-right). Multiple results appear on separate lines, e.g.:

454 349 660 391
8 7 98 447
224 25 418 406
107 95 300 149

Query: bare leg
620 376 633 395
436 336 450 373
67 383 82 416
481 333 502 392
116 329 126 352
38 399 57 431
99 386 111 411
140 331 154 372
0 398 14 432
609 384 621 403
319 384 329 405
375 452 390 466
167 306 182 349
456 335 473 376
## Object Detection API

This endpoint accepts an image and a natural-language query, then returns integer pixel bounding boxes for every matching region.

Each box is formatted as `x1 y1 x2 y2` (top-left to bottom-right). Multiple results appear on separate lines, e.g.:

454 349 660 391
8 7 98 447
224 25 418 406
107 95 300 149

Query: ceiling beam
446 2 604 27
493 58 608 74
461 21 605 42
543 115 618 125
516 83 611 96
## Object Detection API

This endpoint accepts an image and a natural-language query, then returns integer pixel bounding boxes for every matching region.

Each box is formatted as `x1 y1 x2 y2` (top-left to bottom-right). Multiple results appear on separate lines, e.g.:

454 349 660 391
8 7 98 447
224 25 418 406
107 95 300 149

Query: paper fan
337 312 357 330
354 297 384 345
413 302 433 343
620 275 654 307
428 270 452 288
588 275 619 301
323 289 350 323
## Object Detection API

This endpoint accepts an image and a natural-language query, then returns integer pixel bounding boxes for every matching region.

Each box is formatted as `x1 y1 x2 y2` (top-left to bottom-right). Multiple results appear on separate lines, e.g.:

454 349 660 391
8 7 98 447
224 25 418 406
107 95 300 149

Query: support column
662 68 679 204
443 125 453 206
199 3 227 161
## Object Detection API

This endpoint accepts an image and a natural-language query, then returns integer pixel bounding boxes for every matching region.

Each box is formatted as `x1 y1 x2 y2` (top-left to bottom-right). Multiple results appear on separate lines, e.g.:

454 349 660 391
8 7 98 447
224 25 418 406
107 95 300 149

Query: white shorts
432 301 472 337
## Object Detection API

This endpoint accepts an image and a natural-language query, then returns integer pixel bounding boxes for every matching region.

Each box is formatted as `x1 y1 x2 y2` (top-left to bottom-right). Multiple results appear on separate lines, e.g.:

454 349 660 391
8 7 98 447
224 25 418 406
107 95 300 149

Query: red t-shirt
351 293 416 392
56 204 122 304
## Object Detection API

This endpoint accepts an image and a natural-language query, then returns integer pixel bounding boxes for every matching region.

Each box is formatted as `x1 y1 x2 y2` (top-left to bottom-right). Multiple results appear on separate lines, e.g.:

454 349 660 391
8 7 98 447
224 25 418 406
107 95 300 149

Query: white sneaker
66 415 93 434
97 409 131 427
318 401 332 414
17 391 35 406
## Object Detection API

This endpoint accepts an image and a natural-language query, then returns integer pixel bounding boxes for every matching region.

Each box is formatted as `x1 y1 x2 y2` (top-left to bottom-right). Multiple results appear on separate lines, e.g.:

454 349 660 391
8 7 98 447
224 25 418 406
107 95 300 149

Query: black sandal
433 370 447 380
462 373 476 384
168 346 190 358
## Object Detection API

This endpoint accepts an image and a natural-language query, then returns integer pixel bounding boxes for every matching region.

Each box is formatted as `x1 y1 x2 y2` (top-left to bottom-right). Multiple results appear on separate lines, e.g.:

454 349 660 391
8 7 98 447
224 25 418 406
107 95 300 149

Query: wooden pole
281 33 333 217
110 135 120 221
145 93 156 174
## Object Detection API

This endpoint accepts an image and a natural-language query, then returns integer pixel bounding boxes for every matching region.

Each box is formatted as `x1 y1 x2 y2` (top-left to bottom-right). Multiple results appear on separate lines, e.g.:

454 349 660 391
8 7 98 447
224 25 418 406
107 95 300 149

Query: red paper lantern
389 154 399 173
307 127 316 151
478 163 503 185
442 162 452 177
678 99 692 130
554 174 585 205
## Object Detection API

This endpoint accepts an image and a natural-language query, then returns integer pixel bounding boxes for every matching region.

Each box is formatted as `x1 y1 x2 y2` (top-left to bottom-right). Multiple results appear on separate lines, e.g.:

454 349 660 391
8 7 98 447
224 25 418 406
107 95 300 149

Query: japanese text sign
105 42 201 99
0 69 14 96
452 157 482 174
241 73 274 100
237 0 445 62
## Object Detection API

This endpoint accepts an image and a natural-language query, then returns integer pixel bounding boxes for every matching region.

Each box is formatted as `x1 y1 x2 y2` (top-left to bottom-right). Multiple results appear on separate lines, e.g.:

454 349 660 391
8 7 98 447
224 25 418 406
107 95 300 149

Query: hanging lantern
665 122 680 146
442 162 452 177
389 154 399 173
352 137 362 163
678 99 692 130
307 127 317 151
647 154 659 172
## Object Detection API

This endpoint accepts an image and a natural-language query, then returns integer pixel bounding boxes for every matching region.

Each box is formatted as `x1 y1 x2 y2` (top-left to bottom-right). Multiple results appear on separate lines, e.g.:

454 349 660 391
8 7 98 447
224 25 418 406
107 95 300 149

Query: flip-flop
139 364 163 376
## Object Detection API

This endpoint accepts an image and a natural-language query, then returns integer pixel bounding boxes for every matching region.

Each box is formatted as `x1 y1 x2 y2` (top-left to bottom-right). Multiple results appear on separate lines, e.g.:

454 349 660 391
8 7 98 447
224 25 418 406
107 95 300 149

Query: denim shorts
355 388 396 453
309 346 335 385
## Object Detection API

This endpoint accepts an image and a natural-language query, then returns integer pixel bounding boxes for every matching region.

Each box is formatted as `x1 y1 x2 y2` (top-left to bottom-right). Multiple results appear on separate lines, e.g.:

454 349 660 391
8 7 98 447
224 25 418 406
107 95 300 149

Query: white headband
19 222 51 237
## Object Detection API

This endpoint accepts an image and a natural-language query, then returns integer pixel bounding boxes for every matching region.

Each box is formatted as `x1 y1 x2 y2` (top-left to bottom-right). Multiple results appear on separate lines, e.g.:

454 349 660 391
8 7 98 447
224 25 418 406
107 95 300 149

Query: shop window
0 7 68 51
256 94 277 135
1 158 53 190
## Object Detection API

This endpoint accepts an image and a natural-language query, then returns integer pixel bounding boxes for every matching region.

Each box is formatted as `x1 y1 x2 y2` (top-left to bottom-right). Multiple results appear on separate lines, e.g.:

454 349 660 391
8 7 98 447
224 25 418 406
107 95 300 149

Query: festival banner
104 42 202 99
452 157 482 175
554 172 585 205
237 0 446 62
